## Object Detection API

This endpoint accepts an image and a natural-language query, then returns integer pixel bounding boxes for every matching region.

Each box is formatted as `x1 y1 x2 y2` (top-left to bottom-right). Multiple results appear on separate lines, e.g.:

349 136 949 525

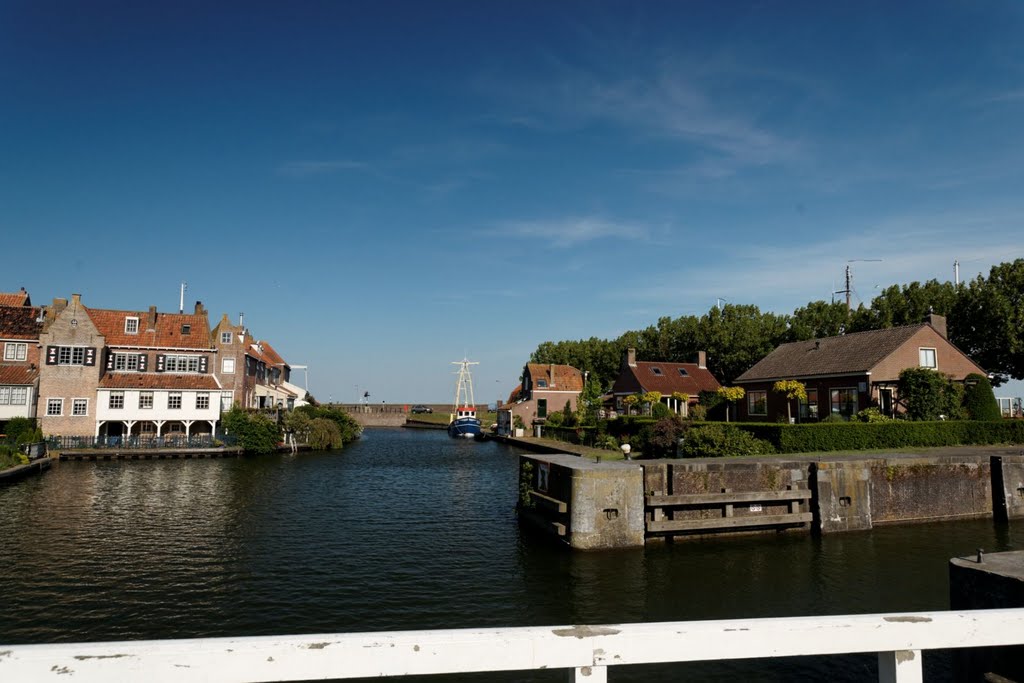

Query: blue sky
3 1 1024 404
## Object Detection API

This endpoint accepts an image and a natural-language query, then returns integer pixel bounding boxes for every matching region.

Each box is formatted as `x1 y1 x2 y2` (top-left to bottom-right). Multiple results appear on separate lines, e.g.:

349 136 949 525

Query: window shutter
46 346 58 365
199 356 208 373
85 348 97 366
156 354 165 372
105 350 115 371
138 353 148 372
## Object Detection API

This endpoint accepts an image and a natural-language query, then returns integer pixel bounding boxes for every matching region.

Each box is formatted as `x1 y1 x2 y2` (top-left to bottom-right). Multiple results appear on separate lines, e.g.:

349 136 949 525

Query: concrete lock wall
518 450 1024 549
517 454 644 550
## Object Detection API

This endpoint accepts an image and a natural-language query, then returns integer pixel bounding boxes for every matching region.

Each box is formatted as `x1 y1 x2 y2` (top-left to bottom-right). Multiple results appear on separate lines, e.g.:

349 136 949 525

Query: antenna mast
834 260 882 311
179 281 187 314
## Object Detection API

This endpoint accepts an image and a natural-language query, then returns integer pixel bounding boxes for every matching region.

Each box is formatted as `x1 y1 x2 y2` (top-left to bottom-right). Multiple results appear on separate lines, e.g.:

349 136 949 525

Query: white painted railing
3 609 1023 682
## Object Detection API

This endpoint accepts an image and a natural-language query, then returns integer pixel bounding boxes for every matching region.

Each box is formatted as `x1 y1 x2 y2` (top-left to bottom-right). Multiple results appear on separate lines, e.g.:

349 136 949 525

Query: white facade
96 388 221 438
0 385 35 420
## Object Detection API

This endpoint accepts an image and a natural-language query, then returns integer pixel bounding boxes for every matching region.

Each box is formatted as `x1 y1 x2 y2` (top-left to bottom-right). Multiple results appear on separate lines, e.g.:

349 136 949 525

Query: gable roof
0 306 43 340
256 340 287 367
735 324 936 382
0 289 31 307
525 363 584 392
86 307 213 349
616 360 721 396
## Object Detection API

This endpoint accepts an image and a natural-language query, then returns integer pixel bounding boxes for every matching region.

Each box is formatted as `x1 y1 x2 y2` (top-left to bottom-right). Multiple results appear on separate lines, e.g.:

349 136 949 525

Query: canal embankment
517 445 1024 550
0 456 52 484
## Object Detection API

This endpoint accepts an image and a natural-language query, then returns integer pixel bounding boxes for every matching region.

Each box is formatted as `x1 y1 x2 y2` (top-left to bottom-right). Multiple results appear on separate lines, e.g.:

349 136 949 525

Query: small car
411 405 433 414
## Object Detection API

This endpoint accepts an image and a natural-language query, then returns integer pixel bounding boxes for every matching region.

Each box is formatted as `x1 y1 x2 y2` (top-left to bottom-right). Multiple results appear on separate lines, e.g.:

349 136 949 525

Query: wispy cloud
495 216 649 248
277 160 367 177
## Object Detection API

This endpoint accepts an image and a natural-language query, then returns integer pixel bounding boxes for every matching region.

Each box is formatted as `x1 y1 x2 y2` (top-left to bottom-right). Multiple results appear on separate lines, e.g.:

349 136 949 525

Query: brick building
0 289 43 429
611 348 722 416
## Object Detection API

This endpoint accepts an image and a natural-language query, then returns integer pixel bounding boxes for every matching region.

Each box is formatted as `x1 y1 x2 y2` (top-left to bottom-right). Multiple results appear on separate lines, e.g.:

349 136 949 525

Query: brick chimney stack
194 300 205 315
697 351 707 369
926 313 948 339
624 348 637 369
147 305 158 331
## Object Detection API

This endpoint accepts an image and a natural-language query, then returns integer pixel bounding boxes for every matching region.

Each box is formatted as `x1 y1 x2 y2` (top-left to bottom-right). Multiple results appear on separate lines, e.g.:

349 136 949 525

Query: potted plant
513 414 525 438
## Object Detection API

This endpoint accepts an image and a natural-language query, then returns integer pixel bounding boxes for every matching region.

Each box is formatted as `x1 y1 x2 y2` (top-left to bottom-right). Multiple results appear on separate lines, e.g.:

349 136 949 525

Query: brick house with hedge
733 314 986 422
611 348 722 416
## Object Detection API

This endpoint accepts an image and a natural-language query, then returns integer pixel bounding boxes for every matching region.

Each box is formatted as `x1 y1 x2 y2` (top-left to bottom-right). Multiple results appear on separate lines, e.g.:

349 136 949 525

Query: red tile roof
256 340 287 366
0 290 31 307
99 374 221 390
736 324 930 382
0 307 43 339
526 363 585 392
614 361 721 396
86 307 213 349
0 365 38 385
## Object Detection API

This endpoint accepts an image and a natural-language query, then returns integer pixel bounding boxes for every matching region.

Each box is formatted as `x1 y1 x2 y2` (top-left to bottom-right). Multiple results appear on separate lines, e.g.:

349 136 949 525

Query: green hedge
728 420 1024 453
542 425 597 447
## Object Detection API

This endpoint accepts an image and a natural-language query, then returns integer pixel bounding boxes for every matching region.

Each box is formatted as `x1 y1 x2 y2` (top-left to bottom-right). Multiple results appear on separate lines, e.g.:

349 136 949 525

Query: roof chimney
52 297 68 314
624 348 637 369
926 313 947 339
194 300 204 315
697 351 707 369
71 293 81 307
549 363 555 388
147 305 158 330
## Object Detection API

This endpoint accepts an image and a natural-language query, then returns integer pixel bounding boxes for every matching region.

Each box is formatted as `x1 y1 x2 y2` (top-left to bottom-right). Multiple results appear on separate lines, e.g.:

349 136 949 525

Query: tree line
530 259 1024 390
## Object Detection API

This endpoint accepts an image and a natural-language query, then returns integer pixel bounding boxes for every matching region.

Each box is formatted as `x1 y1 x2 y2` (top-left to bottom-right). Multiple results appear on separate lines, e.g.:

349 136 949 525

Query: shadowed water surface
1 428 1019 680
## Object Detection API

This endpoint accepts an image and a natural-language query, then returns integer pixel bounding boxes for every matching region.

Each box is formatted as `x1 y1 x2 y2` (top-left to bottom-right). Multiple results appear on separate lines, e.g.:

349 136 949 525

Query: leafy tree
952 259 1024 384
864 280 958 330
897 368 964 421
772 380 807 423
962 373 1002 421
222 407 280 454
3 417 37 445
787 301 852 340
576 374 604 426
561 400 577 427
295 404 362 444
308 418 343 449
716 386 746 422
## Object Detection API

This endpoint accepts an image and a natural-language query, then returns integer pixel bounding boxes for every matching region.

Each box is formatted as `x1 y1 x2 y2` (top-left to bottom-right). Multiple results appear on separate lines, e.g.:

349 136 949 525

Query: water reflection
1 430 1021 681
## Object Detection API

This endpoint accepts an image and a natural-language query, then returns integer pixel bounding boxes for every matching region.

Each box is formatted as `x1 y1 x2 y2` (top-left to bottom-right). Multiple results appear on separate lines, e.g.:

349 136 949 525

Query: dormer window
125 317 139 334
650 367 663 376
181 324 191 335
537 379 548 388
678 368 689 377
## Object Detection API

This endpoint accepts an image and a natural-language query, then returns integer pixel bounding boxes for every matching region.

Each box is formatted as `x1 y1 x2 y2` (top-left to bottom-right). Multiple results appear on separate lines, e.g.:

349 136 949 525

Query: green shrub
294 404 362 444
3 417 36 445
222 407 281 454
544 411 565 428
646 416 685 458
899 367 965 421
308 417 343 449
962 373 1002 421
651 402 672 419
678 423 775 458
689 404 707 421
855 407 890 423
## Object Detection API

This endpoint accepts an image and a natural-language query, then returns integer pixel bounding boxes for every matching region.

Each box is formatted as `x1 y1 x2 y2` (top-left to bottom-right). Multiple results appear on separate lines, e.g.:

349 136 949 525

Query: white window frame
139 391 154 409
221 331 232 344
748 390 768 416
4 342 28 361
125 317 139 334
46 398 63 416
0 387 9 404
168 392 182 409
72 398 89 416
57 346 86 365
114 353 140 372
919 347 937 369
196 392 210 410
221 392 233 411
109 391 125 409
165 355 200 373
222 357 235 374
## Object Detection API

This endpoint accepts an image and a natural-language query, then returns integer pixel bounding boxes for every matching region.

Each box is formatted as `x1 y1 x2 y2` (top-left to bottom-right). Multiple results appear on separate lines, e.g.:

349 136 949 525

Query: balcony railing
2 608 1022 682
46 434 236 450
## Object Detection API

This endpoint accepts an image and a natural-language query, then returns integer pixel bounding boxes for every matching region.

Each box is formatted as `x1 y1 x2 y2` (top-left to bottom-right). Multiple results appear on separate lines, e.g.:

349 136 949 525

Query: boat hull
447 418 482 439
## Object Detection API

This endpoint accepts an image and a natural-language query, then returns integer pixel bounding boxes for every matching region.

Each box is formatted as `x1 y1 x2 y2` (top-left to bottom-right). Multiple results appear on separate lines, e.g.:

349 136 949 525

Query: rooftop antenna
834 260 882 310
716 297 728 310
179 281 187 314
954 259 960 286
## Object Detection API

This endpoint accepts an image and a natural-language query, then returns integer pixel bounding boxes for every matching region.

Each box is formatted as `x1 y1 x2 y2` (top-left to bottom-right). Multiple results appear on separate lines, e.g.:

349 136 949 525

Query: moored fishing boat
448 358 482 439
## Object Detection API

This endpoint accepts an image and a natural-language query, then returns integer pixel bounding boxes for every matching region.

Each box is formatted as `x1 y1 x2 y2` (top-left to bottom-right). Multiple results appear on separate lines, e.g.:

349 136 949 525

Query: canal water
1 428 1020 681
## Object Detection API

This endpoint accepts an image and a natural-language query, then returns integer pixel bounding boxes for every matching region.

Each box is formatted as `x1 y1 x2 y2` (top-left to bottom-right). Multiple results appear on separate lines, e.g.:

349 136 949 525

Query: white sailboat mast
451 358 478 408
